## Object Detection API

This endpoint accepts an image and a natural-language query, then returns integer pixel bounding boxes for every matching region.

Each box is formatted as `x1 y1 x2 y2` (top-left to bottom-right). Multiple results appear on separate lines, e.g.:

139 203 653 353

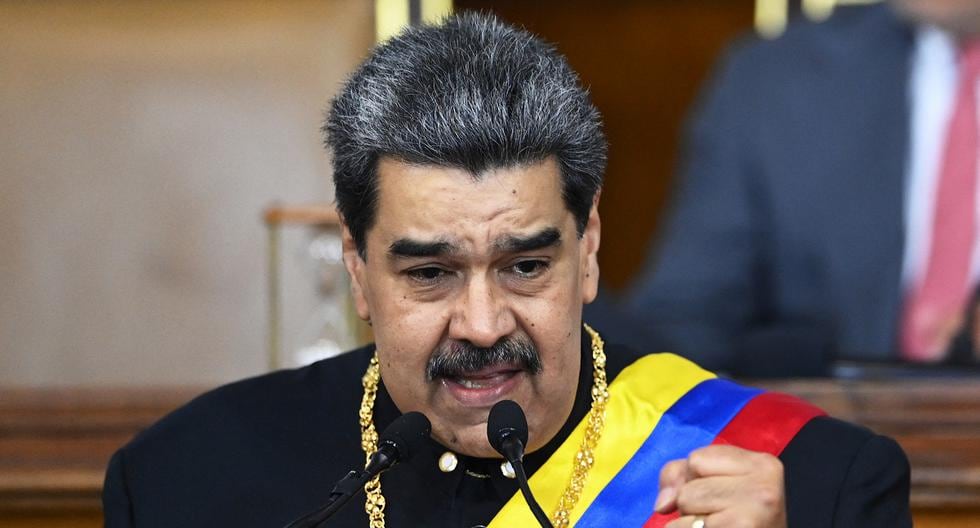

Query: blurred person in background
591 0 980 376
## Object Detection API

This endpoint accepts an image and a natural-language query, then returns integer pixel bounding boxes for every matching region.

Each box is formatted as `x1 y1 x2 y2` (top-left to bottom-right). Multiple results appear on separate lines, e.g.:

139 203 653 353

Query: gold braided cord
359 324 609 528
551 323 608 527
359 354 386 528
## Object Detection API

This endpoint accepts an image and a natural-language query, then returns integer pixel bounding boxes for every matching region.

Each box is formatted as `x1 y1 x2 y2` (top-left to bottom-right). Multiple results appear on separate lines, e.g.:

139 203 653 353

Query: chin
434 424 501 458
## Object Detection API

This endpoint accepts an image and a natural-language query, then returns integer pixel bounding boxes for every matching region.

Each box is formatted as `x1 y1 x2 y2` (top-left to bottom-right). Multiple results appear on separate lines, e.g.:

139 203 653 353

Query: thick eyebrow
494 228 561 253
388 238 458 259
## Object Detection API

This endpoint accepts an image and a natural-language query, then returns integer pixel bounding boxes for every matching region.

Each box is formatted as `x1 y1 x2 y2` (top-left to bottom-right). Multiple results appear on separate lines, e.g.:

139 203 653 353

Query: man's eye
407 267 449 283
509 259 549 278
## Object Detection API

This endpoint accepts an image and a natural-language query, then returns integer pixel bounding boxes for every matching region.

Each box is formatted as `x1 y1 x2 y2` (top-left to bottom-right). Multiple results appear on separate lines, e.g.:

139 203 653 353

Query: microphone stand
284 411 430 528
498 435 554 528
283 470 373 528
488 400 554 528
284 448 396 528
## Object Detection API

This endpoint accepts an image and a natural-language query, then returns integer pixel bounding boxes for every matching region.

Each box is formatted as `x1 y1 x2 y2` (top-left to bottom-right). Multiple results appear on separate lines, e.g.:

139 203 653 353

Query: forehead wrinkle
481 203 516 225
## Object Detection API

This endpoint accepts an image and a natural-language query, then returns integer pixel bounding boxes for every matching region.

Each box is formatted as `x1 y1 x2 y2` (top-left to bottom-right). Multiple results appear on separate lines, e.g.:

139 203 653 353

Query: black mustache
425 336 542 381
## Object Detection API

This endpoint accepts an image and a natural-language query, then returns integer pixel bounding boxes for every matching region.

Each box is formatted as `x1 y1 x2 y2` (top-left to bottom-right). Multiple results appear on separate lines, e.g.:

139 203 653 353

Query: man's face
342 156 600 458
890 0 980 36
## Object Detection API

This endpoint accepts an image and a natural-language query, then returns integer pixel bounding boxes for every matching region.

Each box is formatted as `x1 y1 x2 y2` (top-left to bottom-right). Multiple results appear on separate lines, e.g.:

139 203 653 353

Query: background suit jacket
103 335 911 527
594 5 915 372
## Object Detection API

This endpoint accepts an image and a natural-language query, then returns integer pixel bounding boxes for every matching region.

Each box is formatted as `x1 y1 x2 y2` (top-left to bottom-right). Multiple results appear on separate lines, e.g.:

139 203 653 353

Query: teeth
456 378 490 389
456 378 486 389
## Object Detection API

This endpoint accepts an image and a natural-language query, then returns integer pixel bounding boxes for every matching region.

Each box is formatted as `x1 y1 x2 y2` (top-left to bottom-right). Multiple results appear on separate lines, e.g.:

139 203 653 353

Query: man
103 13 911 527
612 0 980 373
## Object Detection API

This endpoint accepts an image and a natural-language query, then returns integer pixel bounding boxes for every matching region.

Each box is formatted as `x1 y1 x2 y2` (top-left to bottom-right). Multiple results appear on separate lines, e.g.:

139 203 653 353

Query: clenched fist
655 445 787 528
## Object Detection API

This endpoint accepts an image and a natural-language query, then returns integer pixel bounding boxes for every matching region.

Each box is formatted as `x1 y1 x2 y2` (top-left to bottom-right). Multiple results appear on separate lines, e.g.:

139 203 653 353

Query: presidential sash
488 353 825 527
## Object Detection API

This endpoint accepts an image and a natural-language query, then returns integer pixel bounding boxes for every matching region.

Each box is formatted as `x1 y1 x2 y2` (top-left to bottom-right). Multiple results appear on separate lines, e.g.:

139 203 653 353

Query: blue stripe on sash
575 379 762 527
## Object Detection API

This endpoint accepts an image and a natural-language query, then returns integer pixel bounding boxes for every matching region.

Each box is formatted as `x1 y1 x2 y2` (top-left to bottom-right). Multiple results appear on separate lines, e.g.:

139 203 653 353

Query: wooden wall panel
4 382 979 524
0 512 100 528
0 388 203 517
759 378 980 514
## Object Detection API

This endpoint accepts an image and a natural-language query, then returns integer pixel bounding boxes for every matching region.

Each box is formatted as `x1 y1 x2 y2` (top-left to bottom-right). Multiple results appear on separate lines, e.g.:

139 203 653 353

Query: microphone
284 411 431 528
365 411 431 475
487 400 553 528
487 399 528 463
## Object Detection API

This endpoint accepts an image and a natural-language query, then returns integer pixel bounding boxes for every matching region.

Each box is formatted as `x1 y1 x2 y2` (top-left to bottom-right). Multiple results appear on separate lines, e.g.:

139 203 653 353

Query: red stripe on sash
714 392 826 454
643 392 825 527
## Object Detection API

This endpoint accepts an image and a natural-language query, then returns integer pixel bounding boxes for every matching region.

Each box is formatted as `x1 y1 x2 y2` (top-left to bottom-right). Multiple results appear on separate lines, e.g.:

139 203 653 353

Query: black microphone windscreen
487 399 528 453
378 411 432 462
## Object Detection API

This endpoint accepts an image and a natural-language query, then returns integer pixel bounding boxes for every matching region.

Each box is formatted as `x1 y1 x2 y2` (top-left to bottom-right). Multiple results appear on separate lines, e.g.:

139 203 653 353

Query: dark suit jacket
600 5 915 372
103 336 911 527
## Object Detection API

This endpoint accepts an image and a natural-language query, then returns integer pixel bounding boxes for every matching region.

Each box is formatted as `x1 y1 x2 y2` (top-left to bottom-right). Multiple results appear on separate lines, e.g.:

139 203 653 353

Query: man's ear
340 220 372 322
581 190 601 304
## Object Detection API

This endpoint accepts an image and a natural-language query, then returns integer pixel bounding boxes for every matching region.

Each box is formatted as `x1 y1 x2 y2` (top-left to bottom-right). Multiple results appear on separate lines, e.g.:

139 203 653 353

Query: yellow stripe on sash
488 353 714 527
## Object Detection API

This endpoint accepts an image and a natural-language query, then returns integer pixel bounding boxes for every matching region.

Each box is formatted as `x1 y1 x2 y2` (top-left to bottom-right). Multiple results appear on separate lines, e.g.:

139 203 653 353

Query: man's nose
448 275 517 348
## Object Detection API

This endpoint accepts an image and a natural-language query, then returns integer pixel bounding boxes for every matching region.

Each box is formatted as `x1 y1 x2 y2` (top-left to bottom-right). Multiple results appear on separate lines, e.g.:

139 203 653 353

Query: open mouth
442 365 524 406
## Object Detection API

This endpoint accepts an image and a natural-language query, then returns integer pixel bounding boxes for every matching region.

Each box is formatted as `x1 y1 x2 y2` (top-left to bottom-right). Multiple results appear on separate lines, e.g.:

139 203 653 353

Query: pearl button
438 451 458 473
500 461 516 479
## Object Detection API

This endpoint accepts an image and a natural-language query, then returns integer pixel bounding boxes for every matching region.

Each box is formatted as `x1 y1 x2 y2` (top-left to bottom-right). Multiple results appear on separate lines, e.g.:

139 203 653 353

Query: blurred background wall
0 0 373 386
0 0 753 387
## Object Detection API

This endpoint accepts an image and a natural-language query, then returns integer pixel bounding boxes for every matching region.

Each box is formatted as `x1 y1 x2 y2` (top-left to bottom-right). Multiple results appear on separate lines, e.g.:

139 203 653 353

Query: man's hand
655 445 787 528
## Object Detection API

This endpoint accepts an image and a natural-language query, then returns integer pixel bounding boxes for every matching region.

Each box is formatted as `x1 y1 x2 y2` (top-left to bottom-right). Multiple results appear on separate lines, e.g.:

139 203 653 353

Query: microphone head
487 399 529 456
378 411 432 462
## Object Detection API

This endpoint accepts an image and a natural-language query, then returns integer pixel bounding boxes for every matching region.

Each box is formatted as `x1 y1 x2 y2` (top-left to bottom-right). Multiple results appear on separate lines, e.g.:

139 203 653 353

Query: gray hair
324 12 607 258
